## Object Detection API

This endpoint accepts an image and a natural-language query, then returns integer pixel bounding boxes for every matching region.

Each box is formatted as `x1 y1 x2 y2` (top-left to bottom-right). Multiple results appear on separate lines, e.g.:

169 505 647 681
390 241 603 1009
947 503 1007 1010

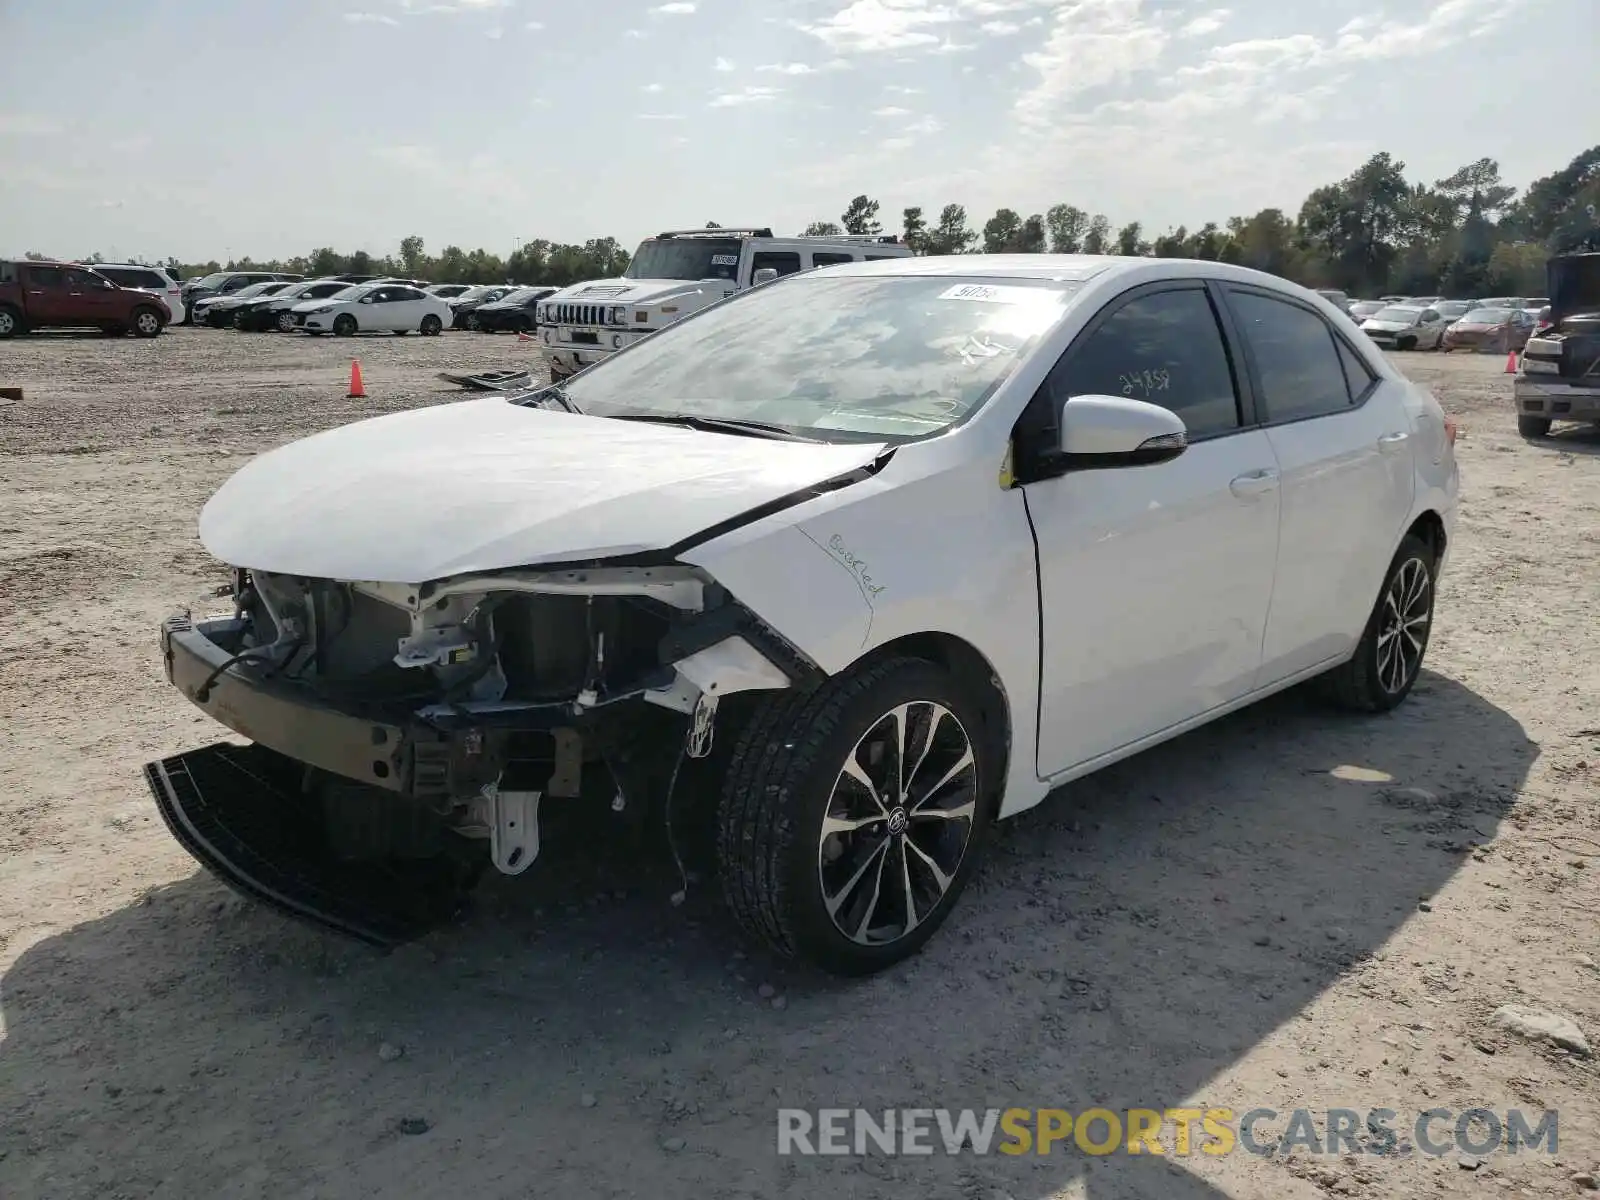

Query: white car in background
93 263 184 324
146 254 1458 976
1359 303 1449 351
289 282 452 336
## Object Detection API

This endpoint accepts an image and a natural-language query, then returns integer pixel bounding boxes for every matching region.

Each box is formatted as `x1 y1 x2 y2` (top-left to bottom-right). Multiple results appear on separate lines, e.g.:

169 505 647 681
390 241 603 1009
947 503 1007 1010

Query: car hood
1362 320 1413 333
198 398 888 581
548 277 725 305
1450 322 1499 331
290 297 349 312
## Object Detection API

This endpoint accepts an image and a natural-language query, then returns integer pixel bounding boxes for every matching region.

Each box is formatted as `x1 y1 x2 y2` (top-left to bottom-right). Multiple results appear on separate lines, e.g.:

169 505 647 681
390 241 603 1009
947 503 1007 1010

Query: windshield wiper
602 412 822 442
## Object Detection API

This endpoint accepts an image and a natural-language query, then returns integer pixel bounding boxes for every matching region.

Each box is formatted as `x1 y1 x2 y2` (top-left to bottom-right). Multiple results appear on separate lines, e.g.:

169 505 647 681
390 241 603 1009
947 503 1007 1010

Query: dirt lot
1 327 1596 1200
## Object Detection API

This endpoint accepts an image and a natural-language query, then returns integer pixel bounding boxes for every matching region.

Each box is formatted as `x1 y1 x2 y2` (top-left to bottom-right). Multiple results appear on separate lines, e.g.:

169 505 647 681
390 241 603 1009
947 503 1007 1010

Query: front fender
680 454 1051 817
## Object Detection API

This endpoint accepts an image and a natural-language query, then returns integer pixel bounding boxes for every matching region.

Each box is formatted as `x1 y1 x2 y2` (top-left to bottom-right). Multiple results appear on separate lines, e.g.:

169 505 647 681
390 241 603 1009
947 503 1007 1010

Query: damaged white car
148 254 1458 975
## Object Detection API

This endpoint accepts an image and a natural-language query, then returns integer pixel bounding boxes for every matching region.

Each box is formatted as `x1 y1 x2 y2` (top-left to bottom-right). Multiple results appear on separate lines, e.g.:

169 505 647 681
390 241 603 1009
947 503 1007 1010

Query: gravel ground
0 327 1596 1200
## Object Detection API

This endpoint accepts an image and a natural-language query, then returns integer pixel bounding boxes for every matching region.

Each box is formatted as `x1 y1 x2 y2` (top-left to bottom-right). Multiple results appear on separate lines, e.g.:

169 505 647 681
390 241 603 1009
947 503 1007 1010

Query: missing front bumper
144 742 481 947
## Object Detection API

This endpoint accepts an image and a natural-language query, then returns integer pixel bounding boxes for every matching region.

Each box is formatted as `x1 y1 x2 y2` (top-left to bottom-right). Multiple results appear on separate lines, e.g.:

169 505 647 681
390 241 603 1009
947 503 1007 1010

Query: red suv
0 259 171 338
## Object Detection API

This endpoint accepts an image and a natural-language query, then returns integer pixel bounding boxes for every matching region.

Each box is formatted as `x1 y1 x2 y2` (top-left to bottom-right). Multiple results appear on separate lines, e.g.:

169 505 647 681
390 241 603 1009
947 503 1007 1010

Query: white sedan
145 254 1458 975
289 282 451 336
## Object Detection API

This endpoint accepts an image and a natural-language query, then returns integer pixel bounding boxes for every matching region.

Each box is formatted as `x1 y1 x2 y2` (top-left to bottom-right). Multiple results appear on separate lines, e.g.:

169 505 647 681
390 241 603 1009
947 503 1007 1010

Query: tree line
38 145 1598 298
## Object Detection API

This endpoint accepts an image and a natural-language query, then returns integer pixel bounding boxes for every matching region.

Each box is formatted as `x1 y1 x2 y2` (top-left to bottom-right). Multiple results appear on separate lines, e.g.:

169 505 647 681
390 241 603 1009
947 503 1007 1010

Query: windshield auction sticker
938 283 1065 305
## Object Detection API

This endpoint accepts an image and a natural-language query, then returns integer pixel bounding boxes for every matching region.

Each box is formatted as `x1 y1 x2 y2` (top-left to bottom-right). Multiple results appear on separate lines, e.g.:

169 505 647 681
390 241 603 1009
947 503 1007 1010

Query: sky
0 0 1595 265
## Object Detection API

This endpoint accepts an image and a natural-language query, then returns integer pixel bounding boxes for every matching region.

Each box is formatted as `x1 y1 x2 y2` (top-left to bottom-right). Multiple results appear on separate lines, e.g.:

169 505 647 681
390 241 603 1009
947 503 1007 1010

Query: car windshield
495 287 539 303
231 282 274 299
192 272 231 289
1462 307 1511 323
335 284 379 301
1434 301 1471 317
1373 306 1420 323
454 286 493 301
624 237 743 282
1349 302 1385 316
274 281 319 299
553 275 1081 443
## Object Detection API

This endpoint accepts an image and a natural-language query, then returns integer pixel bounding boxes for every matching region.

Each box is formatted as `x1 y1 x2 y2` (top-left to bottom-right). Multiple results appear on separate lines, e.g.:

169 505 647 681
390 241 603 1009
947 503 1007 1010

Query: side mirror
752 267 778 286
1056 395 1187 467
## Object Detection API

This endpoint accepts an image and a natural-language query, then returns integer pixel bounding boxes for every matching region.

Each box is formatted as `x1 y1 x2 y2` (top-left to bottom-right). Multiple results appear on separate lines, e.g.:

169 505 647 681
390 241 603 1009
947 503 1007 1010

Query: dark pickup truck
1515 251 1600 437
0 259 172 338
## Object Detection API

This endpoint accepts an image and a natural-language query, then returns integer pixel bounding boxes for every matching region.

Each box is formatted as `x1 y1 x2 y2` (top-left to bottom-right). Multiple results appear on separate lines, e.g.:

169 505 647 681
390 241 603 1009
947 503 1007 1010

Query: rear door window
1227 288 1354 423
810 252 855 268
26 266 67 288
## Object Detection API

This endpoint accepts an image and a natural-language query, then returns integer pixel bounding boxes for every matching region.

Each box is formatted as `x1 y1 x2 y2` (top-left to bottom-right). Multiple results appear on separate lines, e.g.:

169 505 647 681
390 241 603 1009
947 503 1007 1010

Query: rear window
0 261 16 283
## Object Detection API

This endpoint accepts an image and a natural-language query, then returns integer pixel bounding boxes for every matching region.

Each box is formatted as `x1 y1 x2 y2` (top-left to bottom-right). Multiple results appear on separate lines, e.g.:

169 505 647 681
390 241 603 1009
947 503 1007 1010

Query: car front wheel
717 656 993 976
276 311 296 333
333 314 357 337
131 307 163 337
1317 534 1435 712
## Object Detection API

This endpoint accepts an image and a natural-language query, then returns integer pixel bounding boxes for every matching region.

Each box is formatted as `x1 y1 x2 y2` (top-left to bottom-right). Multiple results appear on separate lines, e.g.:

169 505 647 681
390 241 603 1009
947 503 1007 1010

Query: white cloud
714 56 735 70
343 11 399 24
652 1 696 12
980 19 1020 34
524 19 544 29
872 105 912 116
1178 8 1229 37
642 82 664 92
798 0 958 53
638 112 685 120
624 27 645 37
709 86 782 107
883 84 923 94
759 62 818 74
1012 0 1168 130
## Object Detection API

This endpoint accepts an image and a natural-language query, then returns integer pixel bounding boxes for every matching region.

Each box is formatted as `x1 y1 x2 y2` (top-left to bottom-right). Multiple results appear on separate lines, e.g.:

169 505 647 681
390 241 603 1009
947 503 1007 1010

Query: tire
0 305 22 338
1397 336 1416 351
1316 534 1436 713
1518 414 1552 438
465 312 481 331
131 307 163 337
716 656 994 976
276 311 296 333
420 314 443 336
333 314 357 337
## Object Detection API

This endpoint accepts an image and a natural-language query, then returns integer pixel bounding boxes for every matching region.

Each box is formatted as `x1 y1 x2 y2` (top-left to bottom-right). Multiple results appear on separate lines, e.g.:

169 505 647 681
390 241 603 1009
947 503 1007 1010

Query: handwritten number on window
1119 368 1171 397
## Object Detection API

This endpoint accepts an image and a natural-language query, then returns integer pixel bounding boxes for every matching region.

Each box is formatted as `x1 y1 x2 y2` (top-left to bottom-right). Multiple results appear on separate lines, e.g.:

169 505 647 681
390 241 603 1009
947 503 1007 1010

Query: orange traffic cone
516 331 535 343
347 359 366 398
1504 349 1518 374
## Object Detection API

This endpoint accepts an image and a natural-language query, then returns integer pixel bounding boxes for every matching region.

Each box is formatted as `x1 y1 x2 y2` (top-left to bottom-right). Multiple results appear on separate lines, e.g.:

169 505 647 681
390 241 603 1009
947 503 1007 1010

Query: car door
20 264 72 324
65 268 123 323
1417 307 1444 348
386 286 427 329
1017 281 1283 778
1219 284 1413 684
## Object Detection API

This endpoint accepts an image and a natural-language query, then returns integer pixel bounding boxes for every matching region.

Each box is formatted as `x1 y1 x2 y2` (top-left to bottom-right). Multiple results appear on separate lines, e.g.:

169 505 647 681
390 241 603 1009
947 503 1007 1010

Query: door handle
1229 468 1279 498
1377 431 1409 453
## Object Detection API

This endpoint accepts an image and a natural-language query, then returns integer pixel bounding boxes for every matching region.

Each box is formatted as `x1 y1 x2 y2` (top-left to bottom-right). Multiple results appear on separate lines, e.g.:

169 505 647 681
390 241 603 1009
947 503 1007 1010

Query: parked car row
1329 294 1545 353
182 275 562 336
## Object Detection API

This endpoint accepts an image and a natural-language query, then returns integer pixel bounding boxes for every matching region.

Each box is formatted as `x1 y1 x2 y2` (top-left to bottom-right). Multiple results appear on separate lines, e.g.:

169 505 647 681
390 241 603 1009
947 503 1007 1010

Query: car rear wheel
420 314 443 336
1316 533 1435 713
716 656 993 976
333 314 357 337
465 312 481 331
131 307 163 337
0 305 23 338
1517 414 1552 438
